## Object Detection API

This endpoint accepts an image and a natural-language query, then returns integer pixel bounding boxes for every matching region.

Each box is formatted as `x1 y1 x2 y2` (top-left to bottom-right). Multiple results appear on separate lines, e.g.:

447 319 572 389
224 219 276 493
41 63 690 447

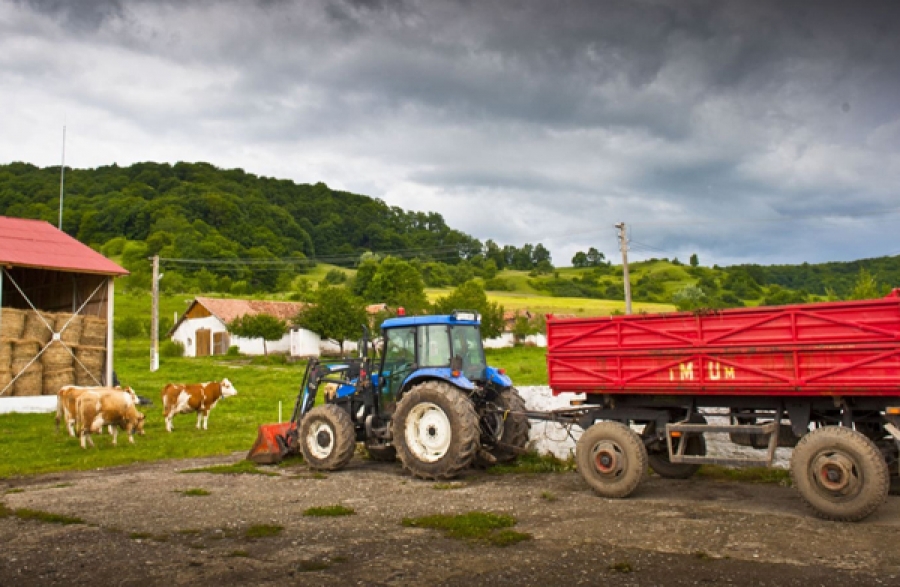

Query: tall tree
432 280 505 339
294 285 368 355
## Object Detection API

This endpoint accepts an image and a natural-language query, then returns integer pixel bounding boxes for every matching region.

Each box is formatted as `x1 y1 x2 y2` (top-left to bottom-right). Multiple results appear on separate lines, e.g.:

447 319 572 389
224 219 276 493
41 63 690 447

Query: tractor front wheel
392 381 479 480
298 405 356 471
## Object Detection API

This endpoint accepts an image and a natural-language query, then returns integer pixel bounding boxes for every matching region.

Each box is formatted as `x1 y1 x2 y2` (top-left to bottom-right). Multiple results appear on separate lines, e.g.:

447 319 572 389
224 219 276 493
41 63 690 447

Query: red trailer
545 292 900 521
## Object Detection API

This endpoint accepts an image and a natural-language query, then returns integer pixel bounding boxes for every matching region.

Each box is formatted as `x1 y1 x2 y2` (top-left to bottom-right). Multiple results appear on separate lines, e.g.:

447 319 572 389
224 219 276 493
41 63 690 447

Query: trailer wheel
576 421 648 499
298 405 356 471
645 415 707 479
791 426 890 522
392 380 479 480
479 387 531 464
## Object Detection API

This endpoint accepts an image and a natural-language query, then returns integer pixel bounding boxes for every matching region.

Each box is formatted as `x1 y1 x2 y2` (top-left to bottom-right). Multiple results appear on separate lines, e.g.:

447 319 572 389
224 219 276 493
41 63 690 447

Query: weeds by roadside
180 461 279 476
488 451 575 475
402 511 531 546
304 505 355 517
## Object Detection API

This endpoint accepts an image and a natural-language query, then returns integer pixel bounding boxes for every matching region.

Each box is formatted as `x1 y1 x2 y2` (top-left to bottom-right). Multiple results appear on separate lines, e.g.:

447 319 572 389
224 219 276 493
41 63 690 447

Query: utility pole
615 222 632 315
150 255 160 372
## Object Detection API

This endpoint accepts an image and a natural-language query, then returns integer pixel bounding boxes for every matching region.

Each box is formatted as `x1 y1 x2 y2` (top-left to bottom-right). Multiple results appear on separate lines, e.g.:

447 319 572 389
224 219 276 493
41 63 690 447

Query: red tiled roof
194 296 307 324
0 216 128 276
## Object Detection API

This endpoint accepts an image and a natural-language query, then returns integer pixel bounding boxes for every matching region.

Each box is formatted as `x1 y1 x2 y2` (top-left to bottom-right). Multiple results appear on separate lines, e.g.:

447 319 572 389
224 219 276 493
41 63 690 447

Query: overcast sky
2 0 899 267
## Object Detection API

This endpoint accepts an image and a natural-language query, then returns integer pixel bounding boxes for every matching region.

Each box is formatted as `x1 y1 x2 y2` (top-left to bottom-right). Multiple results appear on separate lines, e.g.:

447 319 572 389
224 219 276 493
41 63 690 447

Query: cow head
220 378 238 397
134 411 146 435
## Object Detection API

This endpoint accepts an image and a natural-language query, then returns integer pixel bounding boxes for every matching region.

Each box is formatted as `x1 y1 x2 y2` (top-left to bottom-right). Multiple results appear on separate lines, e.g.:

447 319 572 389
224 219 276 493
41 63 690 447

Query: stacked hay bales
74 346 106 386
0 308 108 397
56 313 84 346
11 339 43 396
0 338 12 394
81 316 107 346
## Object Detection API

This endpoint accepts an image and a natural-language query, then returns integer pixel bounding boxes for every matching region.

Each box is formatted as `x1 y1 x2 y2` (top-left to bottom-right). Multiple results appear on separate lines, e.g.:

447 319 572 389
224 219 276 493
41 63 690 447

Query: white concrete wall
291 328 321 357
484 332 547 349
517 386 790 467
231 333 291 355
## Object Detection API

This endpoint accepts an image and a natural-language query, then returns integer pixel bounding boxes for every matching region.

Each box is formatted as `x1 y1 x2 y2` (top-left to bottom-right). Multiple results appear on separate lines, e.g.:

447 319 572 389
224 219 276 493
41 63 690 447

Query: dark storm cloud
2 0 900 265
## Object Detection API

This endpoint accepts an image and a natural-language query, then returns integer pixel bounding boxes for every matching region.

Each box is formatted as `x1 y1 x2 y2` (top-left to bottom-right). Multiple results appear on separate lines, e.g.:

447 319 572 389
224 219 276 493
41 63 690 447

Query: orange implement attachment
247 422 296 465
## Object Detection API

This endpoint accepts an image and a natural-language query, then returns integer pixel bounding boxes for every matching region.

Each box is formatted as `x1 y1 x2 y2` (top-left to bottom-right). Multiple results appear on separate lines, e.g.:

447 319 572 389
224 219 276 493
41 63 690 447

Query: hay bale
41 340 73 370
23 310 53 345
0 308 26 339
81 316 107 347
12 362 42 397
0 370 12 396
55 313 84 346
43 367 75 396
0 338 12 370
74 345 105 386
12 339 42 364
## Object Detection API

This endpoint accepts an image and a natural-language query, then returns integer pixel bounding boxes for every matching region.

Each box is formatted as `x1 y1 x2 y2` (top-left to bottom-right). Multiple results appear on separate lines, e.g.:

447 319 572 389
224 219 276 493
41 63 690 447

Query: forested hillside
1 161 898 310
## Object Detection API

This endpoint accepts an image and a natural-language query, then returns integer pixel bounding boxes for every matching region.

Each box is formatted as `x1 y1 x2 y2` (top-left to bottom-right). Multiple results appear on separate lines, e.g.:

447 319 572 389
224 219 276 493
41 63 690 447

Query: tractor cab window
417 325 451 367
381 326 416 406
450 325 486 380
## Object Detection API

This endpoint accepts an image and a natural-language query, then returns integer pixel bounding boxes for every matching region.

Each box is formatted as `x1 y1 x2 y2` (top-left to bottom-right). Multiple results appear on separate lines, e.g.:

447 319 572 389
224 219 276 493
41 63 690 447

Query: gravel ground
2 451 899 586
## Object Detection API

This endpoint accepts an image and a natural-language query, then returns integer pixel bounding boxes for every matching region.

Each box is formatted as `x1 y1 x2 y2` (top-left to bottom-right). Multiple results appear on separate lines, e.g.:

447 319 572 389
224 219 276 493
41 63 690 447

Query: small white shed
170 297 308 357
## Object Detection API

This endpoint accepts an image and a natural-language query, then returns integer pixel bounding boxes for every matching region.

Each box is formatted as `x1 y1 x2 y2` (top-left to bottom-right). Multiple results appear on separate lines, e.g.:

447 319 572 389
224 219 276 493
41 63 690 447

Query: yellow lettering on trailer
708 361 721 380
724 366 735 379
679 362 694 381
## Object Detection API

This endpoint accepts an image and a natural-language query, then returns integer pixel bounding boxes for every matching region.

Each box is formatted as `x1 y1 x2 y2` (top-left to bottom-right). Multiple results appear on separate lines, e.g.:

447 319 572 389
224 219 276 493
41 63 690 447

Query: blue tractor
249 310 530 479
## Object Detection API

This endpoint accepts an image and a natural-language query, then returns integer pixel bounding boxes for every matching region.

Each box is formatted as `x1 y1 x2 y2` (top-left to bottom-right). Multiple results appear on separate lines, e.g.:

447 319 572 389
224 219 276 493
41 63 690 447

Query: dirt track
1 453 899 586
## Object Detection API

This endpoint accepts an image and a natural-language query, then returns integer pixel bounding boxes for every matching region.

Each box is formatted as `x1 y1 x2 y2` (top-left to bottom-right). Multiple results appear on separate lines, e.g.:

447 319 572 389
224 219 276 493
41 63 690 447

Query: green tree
571 251 588 268
432 280 505 339
848 268 880 300
294 285 368 355
673 284 706 311
585 247 605 266
364 256 428 313
690 253 699 267
227 312 287 356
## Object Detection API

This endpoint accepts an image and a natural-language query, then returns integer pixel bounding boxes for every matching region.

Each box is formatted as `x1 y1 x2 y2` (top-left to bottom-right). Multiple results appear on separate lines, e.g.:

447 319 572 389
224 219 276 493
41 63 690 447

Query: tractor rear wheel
392 380 479 480
791 426 889 522
298 405 356 471
576 421 648 498
480 387 531 464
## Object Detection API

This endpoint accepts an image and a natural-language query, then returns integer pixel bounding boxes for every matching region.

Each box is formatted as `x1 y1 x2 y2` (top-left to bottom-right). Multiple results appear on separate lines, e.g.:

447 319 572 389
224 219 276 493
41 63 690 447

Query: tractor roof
381 314 481 330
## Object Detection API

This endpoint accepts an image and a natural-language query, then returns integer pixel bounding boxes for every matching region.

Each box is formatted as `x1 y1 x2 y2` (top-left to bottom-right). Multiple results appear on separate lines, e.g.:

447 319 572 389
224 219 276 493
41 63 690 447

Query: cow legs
196 411 203 430
202 410 210 430
111 426 119 446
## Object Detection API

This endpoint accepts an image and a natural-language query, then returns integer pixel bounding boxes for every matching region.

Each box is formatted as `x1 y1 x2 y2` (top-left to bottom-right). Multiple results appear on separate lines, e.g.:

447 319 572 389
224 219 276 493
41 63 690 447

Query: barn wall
2 267 108 317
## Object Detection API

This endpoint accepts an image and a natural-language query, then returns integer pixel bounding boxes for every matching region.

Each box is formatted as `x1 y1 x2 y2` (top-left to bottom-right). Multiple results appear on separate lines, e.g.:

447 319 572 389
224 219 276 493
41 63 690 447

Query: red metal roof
0 216 128 276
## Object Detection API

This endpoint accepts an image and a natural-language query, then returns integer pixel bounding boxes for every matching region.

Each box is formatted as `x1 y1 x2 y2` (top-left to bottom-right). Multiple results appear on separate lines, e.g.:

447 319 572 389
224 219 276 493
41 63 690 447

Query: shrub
160 340 185 358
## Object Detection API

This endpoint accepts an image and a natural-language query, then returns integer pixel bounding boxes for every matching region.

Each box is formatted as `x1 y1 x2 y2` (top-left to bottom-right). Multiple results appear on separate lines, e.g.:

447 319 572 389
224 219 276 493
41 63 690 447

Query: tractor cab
377 310 488 410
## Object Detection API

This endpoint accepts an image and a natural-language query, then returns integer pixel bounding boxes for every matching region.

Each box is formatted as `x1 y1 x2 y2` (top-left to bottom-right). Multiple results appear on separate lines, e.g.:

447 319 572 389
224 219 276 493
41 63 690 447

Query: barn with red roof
0 216 128 411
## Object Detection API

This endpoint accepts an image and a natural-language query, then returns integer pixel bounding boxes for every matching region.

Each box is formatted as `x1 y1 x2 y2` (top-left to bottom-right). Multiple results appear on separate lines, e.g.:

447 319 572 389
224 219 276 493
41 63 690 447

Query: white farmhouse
170 297 310 357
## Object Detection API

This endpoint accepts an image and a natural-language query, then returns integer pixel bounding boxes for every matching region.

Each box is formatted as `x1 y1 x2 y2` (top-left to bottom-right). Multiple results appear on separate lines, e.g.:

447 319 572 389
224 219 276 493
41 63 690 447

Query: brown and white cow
56 385 138 437
75 389 146 449
161 378 237 432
